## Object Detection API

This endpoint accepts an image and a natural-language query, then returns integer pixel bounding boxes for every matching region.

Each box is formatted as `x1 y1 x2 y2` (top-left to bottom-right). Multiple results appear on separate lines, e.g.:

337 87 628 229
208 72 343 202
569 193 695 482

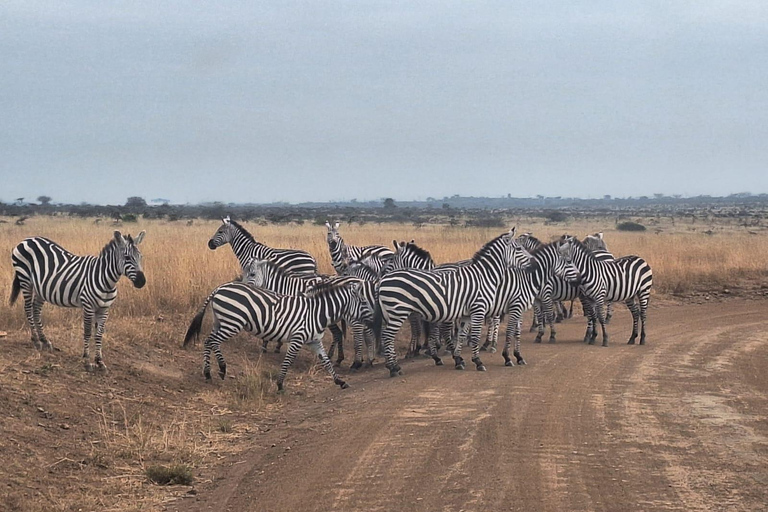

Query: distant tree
126 196 147 208
37 195 52 205
617 221 647 232
442 203 451 209
383 198 396 209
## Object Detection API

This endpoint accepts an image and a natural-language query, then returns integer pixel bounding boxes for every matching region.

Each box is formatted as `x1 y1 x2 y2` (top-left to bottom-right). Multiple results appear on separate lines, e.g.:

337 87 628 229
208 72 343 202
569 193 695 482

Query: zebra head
551 249 581 285
208 216 234 250
243 258 269 288
115 230 146 288
557 235 578 262
501 228 532 268
516 232 542 253
385 239 431 273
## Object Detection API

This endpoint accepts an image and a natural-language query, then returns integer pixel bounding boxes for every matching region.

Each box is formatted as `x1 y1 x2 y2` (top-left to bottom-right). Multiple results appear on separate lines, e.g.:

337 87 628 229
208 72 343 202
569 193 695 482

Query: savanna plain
0 215 767 511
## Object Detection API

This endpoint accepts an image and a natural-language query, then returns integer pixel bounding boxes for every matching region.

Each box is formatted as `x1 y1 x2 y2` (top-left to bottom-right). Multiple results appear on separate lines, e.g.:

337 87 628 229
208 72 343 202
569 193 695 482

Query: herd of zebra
9 217 652 391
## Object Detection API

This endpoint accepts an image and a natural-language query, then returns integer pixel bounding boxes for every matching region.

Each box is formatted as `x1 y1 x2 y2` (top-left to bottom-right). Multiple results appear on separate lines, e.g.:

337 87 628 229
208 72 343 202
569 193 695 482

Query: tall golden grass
0 216 766 331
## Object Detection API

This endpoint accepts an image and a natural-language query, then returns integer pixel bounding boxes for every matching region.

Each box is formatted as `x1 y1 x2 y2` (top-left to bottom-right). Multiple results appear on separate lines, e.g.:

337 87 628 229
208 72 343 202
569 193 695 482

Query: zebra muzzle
132 272 146 288
207 240 217 250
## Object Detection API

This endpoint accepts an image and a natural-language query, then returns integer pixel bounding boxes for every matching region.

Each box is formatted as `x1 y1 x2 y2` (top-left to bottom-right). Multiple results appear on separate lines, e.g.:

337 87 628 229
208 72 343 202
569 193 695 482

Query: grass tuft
145 463 194 486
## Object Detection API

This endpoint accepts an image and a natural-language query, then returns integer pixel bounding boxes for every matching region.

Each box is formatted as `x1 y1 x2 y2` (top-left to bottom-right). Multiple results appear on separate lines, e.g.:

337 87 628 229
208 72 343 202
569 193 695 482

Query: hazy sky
1 1 767 205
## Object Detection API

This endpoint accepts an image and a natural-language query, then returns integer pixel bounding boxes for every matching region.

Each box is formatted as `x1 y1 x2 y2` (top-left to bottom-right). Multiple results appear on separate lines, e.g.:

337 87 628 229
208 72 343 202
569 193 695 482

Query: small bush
122 214 138 223
145 464 194 486
544 210 568 223
617 221 647 232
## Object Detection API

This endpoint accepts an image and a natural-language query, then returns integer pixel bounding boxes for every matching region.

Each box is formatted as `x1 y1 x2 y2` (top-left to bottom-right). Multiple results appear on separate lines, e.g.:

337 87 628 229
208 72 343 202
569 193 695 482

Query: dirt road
180 300 768 512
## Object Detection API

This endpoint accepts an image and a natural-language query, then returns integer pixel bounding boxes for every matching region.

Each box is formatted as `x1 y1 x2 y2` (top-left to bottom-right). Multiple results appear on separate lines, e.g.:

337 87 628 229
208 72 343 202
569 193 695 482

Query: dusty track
179 300 768 512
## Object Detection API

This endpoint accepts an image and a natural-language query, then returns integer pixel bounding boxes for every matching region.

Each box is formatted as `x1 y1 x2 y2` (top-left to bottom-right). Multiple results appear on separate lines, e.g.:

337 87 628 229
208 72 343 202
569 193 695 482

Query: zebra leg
350 323 364 371
425 326 443 366
529 306 539 333
32 298 53 351
452 321 468 370
23 292 40 349
605 303 614 324
534 299 545 343
92 308 109 371
483 316 500 353
567 300 575 319
82 307 94 371
381 316 405 377
202 325 233 380
511 311 526 365
274 340 283 354
276 340 302 392
328 324 345 366
543 296 557 343
307 337 349 390
595 300 609 347
407 314 422 357
469 313 487 372
364 327 376 367
261 338 269 353
639 292 650 345
626 299 640 344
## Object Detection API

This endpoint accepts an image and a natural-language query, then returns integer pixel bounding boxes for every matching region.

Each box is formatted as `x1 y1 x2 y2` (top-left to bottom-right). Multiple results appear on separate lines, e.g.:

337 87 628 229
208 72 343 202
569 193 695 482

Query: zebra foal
10 231 146 371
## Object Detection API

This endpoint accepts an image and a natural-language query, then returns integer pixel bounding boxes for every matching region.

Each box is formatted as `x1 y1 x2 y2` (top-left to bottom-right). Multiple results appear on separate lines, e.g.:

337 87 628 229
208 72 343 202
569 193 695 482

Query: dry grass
1 215 766 333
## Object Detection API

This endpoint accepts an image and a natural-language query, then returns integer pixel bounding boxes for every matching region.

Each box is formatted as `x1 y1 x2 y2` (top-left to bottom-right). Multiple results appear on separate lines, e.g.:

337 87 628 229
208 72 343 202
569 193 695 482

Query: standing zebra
10 231 146 371
325 221 393 274
183 277 371 391
373 229 532 376
209 216 317 275
559 236 652 346
240 259 346 362
338 259 380 369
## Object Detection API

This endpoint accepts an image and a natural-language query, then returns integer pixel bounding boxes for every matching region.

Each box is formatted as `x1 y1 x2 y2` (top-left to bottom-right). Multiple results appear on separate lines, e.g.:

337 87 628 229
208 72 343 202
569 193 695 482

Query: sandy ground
172 299 768 512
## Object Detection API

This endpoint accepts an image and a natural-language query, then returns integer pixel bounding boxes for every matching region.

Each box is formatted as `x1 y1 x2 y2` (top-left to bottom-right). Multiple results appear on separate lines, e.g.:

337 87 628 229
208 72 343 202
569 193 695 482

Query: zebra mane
305 277 358 297
228 220 258 244
471 232 508 264
401 242 434 265
519 233 542 248
345 260 379 280
566 237 595 259
99 237 122 256
528 241 554 258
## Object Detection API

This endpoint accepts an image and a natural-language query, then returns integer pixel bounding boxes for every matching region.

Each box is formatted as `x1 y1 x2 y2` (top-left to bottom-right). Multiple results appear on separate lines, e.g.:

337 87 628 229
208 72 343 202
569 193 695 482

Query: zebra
325 221 393 274
558 236 652 346
372 228 533 376
183 277 372 391
581 232 616 325
495 239 582 364
10 231 146 371
384 240 503 355
209 216 317 275
337 260 380 369
240 259 346 363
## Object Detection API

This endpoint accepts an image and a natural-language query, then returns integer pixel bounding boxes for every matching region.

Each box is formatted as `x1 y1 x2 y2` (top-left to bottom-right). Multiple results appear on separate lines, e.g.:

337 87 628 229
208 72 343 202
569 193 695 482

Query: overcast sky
1 1 767 205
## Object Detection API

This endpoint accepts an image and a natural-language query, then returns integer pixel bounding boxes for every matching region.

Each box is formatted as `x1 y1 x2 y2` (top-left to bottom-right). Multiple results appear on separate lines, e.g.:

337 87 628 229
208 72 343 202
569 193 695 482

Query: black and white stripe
325 221 393 274
242 259 346 361
183 277 372 391
10 231 146 370
372 229 533 376
209 216 317 275
559 236 653 346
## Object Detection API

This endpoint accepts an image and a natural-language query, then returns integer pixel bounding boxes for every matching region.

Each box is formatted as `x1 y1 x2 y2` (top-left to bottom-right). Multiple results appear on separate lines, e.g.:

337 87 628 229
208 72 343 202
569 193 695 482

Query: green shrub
145 464 194 486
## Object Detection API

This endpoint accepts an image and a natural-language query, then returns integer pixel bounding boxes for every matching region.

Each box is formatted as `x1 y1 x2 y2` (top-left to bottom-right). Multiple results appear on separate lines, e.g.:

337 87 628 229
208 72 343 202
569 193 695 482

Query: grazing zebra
373 229 532 376
183 277 372 391
558 236 652 346
10 231 146 371
209 216 317 275
325 221 393 274
241 259 345 362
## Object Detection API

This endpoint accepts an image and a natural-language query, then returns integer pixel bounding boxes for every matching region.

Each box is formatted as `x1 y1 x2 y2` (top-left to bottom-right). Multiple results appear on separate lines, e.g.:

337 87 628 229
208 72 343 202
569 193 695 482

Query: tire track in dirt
179 301 768 512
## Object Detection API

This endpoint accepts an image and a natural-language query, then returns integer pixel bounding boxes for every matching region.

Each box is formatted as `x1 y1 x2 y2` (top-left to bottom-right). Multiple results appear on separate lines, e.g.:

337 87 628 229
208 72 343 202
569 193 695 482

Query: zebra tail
340 318 347 340
183 289 216 348
371 299 383 352
9 274 20 306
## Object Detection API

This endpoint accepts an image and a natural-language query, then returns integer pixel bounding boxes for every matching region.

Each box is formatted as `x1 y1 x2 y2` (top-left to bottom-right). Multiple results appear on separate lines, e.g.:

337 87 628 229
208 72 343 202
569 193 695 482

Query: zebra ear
223 216 231 224
597 232 604 240
334 222 340 230
409 239 415 244
134 230 146 245
325 221 332 230
113 231 125 244
509 226 517 238
392 240 398 250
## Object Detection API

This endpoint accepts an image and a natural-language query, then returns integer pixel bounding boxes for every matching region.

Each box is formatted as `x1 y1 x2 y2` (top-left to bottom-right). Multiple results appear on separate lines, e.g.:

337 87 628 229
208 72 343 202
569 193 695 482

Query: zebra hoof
389 368 399 378
639 339 646 345
455 363 465 370
204 369 212 380
548 337 556 344
476 365 487 372
84 362 94 372
534 337 542 344
489 347 497 354
602 342 609 347
350 361 362 371
479 345 488 352
588 339 595 345
517 359 527 365
218 366 227 380
627 339 636 345
340 382 349 389
434 358 443 366
261 346 268 353
504 360 514 367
